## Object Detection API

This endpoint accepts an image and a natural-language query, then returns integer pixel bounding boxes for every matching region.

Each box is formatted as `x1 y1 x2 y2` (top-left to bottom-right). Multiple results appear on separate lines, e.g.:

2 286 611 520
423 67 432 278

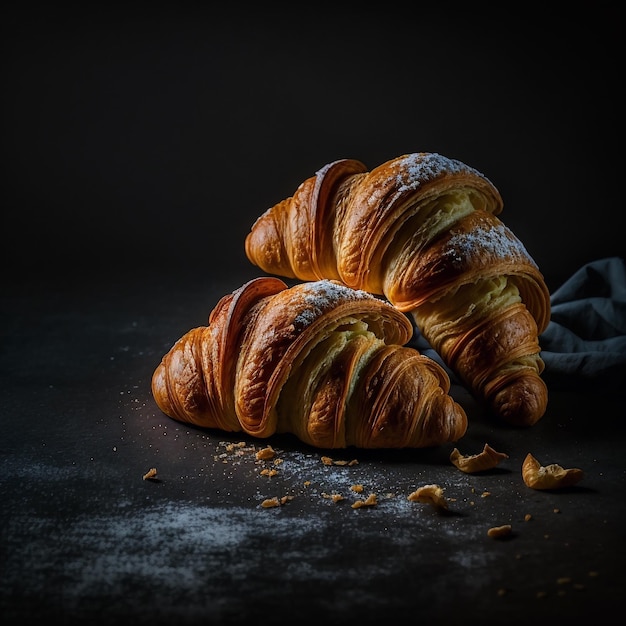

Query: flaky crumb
350 484 364 493
407 484 448 510
322 492 345 503
522 453 584 490
260 495 294 509
352 493 377 509
487 524 512 538
256 446 276 461
260 468 278 477
224 441 247 452
450 443 509 473
321 455 358 466
142 468 158 481
261 497 280 508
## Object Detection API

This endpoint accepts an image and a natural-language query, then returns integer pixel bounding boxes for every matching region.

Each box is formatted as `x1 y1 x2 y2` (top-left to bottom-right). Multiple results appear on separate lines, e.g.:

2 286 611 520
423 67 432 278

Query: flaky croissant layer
152 277 468 448
245 152 551 426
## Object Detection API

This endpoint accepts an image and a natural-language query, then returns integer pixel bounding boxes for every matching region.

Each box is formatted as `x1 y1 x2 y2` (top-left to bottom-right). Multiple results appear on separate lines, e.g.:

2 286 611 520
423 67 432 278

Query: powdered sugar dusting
293 280 377 327
446 223 535 265
393 153 486 194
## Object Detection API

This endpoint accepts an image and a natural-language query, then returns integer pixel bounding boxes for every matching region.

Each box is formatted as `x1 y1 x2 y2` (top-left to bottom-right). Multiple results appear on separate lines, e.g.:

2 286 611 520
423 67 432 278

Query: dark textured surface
1 271 625 626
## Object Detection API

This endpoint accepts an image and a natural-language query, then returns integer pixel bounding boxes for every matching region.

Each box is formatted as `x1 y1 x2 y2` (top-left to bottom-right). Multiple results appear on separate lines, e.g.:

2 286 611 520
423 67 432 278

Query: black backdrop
2 5 623 292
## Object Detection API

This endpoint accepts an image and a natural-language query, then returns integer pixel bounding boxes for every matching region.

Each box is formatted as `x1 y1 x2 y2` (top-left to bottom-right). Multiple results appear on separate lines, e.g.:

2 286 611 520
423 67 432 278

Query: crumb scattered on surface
352 493 377 509
407 484 448 510
261 497 280 508
260 495 294 508
256 446 276 461
260 468 279 477
487 524 512 538
450 443 508 473
322 492 345 503
321 456 358 466
522 453 584 490
142 468 158 481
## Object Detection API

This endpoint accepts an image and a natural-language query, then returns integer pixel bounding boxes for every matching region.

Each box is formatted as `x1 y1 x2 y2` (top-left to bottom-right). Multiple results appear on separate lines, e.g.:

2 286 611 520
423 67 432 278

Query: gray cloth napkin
540 256 626 390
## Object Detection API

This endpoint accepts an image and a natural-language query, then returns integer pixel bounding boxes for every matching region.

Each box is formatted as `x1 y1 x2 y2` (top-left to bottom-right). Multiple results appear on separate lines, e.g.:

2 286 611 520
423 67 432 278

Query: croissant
245 153 551 426
151 276 467 449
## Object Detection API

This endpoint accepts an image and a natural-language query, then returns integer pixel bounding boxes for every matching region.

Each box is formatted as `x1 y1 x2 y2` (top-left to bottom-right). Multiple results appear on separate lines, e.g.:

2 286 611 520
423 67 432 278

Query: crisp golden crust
152 277 467 448
338 153 504 292
521 453 584 489
245 152 551 425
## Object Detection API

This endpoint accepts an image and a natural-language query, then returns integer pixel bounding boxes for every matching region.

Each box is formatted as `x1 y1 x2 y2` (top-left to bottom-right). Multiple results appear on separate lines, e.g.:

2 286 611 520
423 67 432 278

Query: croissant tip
488 375 548 427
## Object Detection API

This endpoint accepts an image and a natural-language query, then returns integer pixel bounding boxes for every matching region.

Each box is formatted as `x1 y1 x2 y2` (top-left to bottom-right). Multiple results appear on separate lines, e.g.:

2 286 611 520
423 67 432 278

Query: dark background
2 5 623 292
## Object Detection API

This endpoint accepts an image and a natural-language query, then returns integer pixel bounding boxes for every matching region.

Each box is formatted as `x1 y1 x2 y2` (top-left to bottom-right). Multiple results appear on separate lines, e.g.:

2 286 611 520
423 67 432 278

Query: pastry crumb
522 453 583 490
321 455 358 466
407 484 448 509
322 492 345 503
260 495 293 508
142 468 158 481
450 443 508 473
487 524 512 539
256 445 276 461
352 493 377 509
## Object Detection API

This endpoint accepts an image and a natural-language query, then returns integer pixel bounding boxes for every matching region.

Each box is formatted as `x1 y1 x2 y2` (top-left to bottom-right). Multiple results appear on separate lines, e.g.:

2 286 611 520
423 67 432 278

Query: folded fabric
539 256 626 390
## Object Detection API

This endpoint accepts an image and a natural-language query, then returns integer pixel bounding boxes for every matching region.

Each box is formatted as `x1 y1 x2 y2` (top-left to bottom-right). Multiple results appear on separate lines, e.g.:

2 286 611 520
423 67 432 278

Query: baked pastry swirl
152 277 467 448
245 153 551 426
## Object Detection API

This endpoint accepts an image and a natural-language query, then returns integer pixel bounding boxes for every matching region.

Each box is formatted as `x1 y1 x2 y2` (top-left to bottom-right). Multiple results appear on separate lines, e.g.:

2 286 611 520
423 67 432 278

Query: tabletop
2 268 624 626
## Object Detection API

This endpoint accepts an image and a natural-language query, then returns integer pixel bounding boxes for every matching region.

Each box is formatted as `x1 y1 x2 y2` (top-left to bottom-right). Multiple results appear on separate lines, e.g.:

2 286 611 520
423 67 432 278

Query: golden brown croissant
152 276 467 448
245 153 551 426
